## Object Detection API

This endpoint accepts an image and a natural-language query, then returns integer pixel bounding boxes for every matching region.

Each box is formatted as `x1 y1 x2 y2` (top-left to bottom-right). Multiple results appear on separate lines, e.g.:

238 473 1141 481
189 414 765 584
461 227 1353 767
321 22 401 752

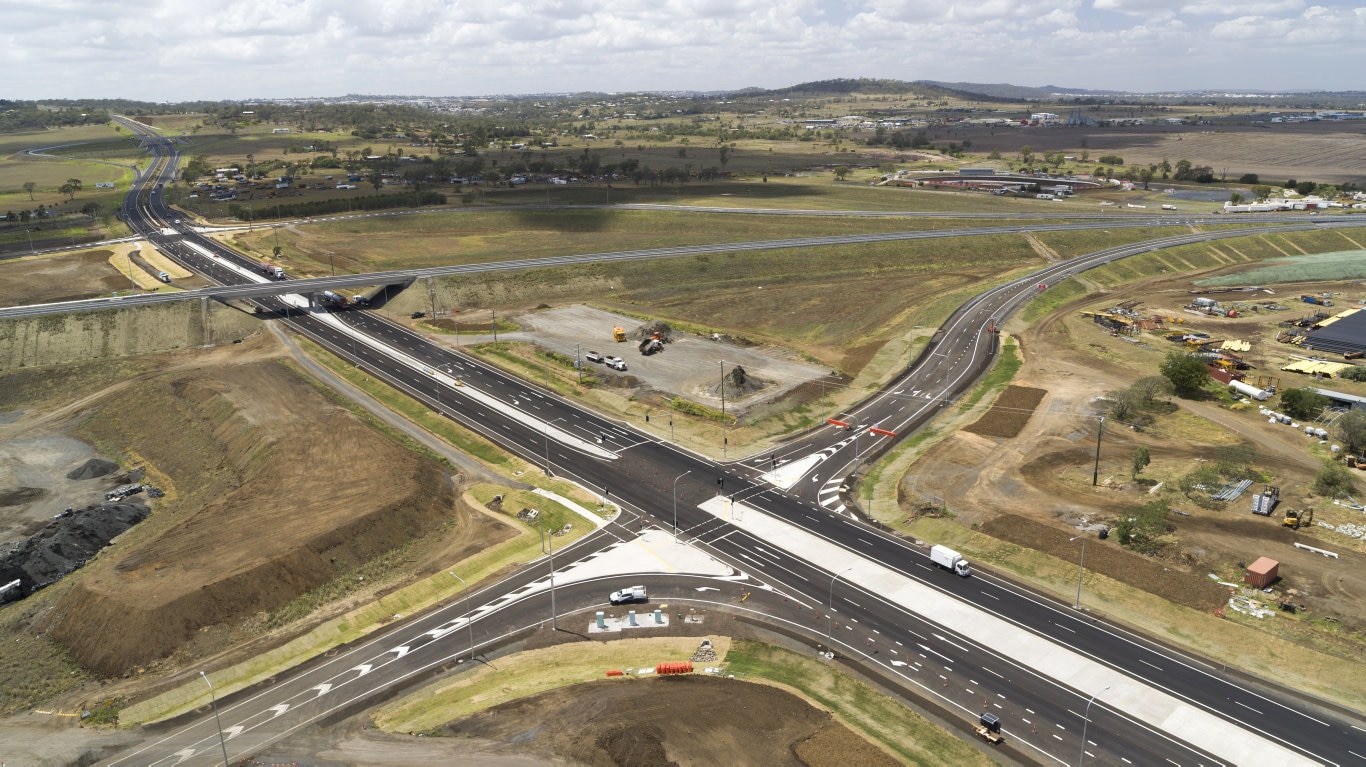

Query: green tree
22 181 36 201
1313 460 1356 498
833 166 850 181
1105 388 1144 423
1098 154 1124 165
1132 446 1151 479
1132 376 1174 404
58 178 82 201
1160 351 1210 397
1252 184 1273 201
1238 173 1259 184
718 145 731 170
1278 388 1329 420
1339 366 1366 382
1018 145 1034 166
1295 180 1317 196
80 201 102 220
1336 409 1366 455
1229 192 1244 205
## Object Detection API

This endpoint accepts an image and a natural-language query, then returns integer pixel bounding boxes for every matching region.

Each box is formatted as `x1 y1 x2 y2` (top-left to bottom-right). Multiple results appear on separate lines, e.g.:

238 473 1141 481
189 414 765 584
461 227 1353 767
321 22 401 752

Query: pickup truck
585 351 605 363
609 585 648 605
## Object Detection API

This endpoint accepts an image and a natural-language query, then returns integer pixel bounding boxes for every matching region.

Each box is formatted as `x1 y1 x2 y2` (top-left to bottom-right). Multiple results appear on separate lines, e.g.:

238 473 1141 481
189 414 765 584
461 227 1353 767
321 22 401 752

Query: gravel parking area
510 305 827 413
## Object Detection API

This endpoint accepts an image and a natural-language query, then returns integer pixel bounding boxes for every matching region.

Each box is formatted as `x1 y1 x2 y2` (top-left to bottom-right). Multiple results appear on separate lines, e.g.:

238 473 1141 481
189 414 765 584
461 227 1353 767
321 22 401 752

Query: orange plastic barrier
605 670 624 677
826 418 850 428
868 427 896 437
655 661 694 675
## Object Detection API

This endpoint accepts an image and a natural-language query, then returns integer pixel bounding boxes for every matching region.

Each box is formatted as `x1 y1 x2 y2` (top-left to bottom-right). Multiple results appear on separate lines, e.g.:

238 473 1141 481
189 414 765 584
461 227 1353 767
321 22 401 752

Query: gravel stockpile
0 501 150 602
65 458 120 481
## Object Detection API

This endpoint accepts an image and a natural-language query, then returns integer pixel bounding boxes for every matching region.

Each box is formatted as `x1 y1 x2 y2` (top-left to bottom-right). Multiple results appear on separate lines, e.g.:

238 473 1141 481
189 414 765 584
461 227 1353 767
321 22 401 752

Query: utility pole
1092 416 1105 486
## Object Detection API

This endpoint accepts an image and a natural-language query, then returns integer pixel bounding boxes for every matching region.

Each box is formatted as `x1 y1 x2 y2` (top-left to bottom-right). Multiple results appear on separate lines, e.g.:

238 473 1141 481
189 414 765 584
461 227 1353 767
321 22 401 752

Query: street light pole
720 360 726 459
1092 416 1105 486
1069 534 1088 610
448 572 475 663
543 418 564 476
826 566 853 657
1078 685 1110 766
199 672 231 767
547 528 558 631
673 470 692 542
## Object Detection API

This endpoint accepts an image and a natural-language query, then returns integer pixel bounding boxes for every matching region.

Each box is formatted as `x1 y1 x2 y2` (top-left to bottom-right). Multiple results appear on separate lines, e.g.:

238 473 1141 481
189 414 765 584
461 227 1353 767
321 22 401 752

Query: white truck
609 585 647 605
605 356 628 371
930 545 971 577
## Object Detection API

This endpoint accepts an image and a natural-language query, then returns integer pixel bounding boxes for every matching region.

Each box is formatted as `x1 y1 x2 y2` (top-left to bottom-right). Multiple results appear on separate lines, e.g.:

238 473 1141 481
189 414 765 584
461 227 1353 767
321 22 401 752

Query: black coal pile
0 501 150 603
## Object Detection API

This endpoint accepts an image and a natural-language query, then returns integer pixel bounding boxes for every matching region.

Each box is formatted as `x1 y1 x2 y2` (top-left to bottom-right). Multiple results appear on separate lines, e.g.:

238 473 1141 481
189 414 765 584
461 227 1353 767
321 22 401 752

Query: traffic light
717 477 724 489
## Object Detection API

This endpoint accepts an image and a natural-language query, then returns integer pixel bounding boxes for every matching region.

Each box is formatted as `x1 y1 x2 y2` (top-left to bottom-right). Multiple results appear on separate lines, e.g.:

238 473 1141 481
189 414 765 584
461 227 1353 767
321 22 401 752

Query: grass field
0 122 145 245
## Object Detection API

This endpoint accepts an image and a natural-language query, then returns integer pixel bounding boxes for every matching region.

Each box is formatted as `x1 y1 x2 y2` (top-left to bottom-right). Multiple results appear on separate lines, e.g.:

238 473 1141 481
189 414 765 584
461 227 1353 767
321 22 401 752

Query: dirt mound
0 502 149 601
37 360 461 677
65 458 119 481
705 365 768 400
631 320 676 343
446 674 899 767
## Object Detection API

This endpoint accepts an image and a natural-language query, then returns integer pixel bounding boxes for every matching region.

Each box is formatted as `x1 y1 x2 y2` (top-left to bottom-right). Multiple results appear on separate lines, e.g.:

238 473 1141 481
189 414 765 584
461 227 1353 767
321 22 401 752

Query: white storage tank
1229 380 1272 401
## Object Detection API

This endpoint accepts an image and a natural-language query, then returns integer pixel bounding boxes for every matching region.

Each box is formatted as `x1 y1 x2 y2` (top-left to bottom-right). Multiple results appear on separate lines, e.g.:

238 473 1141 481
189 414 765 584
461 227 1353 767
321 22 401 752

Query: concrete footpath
698 496 1316 767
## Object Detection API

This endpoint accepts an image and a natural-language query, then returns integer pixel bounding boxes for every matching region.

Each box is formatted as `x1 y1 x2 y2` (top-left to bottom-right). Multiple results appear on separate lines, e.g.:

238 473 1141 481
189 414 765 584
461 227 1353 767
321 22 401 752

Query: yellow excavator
1283 508 1313 529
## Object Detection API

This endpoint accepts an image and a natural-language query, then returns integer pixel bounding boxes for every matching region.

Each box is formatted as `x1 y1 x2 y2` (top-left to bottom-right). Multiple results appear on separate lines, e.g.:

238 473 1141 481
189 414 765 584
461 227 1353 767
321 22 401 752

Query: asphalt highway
85 117 1366 765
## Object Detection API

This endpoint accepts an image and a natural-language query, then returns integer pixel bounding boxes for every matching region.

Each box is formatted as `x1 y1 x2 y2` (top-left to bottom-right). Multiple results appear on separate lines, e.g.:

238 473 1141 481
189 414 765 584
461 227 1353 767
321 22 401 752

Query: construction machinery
1283 508 1313 529
639 332 665 355
1252 485 1280 516
612 326 627 342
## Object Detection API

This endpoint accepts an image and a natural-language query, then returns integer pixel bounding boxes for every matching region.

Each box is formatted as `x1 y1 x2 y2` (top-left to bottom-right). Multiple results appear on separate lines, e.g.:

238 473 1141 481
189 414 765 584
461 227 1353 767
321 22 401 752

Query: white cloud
5 0 1366 99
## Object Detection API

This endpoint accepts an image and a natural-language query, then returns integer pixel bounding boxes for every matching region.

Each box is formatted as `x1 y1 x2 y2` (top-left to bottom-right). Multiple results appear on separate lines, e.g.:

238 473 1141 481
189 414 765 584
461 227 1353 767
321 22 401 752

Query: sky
5 0 1366 102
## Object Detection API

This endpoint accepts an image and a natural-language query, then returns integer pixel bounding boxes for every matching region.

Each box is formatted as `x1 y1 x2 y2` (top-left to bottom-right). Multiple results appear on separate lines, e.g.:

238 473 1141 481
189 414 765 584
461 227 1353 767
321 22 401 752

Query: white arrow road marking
694 586 719 592
389 645 410 659
269 703 289 718
174 748 197 764
311 683 332 697
223 725 244 740
890 660 908 667
351 663 373 677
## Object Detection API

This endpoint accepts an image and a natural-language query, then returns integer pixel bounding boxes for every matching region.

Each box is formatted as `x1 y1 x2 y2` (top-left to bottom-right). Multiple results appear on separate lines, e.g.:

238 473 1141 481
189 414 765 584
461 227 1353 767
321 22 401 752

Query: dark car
410 311 426 319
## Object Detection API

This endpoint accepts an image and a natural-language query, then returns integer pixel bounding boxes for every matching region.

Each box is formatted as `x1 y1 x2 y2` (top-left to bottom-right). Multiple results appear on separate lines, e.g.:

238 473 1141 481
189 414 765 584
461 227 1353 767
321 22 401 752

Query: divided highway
86 117 1366 765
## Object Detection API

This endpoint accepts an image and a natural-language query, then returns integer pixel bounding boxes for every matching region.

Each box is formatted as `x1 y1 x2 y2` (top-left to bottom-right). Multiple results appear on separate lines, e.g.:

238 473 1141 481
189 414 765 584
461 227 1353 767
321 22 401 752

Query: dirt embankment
34 358 464 676
445 675 899 767
0 300 260 371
